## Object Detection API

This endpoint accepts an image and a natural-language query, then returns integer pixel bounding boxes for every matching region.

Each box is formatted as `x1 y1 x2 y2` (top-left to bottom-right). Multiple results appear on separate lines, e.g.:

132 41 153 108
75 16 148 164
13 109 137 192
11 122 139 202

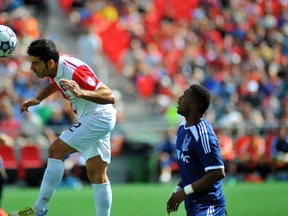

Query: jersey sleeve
196 123 224 172
72 65 101 90
201 138 225 172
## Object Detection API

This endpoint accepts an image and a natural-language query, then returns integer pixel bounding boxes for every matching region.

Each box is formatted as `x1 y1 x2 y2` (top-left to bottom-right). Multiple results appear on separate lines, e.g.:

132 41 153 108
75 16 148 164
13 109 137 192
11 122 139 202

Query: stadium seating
18 145 45 186
0 144 18 183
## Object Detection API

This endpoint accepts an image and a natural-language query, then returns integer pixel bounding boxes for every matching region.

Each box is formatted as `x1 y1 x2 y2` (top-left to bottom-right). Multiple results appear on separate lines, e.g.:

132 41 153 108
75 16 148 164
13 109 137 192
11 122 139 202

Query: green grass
2 181 288 216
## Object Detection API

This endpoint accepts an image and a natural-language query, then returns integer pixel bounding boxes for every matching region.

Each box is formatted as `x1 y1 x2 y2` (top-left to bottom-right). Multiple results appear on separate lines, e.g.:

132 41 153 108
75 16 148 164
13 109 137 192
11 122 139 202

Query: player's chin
36 73 46 79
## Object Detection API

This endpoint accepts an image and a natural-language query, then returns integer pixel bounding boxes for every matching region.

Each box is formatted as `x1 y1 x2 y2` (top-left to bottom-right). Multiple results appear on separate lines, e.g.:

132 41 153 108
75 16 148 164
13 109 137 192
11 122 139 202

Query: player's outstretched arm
20 83 57 113
20 98 41 113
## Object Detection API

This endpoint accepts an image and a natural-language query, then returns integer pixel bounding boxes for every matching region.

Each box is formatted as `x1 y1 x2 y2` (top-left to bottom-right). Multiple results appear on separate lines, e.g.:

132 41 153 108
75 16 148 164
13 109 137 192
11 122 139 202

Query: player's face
177 88 193 116
28 56 51 78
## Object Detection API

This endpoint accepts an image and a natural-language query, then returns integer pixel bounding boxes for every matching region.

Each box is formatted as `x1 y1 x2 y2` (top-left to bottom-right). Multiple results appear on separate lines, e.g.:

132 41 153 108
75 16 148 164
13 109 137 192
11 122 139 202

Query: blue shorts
187 203 226 216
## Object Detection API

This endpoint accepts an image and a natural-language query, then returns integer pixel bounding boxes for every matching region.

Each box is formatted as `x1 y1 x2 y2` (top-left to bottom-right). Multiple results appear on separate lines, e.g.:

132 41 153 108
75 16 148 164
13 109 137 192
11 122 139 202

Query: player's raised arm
35 83 57 103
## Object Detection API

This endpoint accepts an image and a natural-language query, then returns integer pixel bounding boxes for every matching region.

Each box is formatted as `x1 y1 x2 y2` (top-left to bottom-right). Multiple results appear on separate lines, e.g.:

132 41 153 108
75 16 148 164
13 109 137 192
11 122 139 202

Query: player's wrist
184 184 194 195
173 185 182 193
35 96 42 103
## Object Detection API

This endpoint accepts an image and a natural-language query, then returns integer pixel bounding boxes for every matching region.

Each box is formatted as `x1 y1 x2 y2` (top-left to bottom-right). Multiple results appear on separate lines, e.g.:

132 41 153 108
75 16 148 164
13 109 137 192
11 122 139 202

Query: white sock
34 158 64 214
92 182 112 216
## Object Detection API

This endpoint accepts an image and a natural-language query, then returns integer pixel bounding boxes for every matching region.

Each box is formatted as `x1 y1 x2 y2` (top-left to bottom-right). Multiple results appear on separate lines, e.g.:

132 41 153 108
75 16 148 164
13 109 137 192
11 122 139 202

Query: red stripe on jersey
72 65 100 90
49 77 61 91
63 59 78 70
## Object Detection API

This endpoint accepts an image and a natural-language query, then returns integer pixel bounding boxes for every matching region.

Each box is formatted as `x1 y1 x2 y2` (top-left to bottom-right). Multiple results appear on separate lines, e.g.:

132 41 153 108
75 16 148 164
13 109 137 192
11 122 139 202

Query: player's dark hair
189 84 211 115
27 39 59 64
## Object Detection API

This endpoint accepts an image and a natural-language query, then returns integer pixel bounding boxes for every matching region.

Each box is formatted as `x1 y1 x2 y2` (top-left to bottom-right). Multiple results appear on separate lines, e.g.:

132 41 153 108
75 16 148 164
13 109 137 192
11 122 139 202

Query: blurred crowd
0 0 287 183
60 0 287 128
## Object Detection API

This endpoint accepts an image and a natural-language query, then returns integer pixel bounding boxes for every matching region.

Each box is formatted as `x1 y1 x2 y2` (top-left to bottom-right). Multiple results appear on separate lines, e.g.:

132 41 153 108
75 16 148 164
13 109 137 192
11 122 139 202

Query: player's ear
47 59 55 69
190 103 197 110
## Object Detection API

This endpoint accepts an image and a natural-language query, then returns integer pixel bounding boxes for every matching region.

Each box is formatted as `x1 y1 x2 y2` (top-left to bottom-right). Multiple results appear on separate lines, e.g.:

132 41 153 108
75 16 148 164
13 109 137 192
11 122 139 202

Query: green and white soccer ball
0 25 17 58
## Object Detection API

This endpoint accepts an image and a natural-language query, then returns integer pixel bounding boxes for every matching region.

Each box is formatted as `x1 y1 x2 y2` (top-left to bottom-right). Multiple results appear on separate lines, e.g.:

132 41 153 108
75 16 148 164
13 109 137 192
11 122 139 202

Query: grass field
3 181 288 216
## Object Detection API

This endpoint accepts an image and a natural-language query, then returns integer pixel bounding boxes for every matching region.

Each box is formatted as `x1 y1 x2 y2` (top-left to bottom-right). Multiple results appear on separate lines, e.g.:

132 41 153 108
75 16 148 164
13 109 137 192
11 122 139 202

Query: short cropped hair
189 84 211 115
27 39 59 64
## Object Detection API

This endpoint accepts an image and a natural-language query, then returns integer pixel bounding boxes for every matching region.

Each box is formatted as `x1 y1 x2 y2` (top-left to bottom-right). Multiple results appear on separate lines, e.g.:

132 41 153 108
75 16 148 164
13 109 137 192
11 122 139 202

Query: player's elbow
213 168 226 180
102 91 115 104
110 95 116 104
220 168 226 179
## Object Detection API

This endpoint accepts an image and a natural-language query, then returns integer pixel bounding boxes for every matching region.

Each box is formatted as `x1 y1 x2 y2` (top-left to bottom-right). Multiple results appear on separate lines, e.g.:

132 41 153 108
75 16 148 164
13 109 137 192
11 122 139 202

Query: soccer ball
0 25 17 58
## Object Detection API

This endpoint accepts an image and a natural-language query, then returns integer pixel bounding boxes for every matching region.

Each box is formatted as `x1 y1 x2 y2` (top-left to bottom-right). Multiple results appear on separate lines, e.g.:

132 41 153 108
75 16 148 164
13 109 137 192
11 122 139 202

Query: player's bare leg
86 155 112 216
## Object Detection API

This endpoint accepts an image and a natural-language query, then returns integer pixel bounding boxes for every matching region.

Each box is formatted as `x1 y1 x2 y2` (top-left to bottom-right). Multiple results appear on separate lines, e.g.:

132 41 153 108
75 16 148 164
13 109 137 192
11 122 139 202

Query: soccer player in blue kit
166 84 227 216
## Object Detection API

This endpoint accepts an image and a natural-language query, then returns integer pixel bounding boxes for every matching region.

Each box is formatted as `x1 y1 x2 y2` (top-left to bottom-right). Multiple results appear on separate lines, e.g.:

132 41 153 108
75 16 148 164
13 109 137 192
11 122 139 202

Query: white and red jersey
49 54 116 119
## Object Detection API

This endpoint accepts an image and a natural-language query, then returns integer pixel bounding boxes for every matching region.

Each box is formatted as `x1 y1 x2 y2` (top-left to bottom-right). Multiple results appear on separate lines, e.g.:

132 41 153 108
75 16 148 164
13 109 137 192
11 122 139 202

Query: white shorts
59 110 116 163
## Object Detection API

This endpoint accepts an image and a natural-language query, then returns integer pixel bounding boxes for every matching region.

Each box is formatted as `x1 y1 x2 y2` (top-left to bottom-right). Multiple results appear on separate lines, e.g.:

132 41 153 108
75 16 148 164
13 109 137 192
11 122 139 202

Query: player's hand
167 194 174 215
59 79 82 97
167 194 180 214
20 98 41 113
167 190 186 214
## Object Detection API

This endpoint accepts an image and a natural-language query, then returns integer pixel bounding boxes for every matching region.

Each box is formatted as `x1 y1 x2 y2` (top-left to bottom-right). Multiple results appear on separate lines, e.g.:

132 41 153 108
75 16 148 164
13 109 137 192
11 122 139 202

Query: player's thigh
49 138 77 159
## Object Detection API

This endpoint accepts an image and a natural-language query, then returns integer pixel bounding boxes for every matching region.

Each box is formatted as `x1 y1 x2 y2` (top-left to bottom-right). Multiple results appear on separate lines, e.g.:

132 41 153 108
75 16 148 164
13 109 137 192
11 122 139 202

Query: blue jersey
176 118 226 210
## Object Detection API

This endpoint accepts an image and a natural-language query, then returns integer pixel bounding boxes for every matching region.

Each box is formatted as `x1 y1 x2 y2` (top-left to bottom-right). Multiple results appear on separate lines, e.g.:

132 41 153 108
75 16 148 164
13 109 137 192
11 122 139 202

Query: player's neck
185 114 203 127
50 64 58 77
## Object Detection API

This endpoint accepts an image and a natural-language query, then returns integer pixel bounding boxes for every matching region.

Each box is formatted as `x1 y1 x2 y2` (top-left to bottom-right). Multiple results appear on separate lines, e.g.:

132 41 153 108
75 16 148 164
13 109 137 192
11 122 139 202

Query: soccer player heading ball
166 84 227 216
9 39 117 216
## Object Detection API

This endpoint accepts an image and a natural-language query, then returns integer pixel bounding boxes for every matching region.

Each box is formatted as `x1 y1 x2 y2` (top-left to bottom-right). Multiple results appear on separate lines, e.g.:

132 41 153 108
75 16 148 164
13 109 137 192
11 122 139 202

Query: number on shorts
69 122 82 132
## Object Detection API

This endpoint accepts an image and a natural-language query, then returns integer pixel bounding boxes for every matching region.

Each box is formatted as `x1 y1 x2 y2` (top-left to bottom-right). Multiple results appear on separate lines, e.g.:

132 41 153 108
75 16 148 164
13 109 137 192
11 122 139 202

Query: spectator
235 130 269 181
76 26 110 84
0 97 20 139
155 129 177 183
216 129 236 180
0 131 14 147
270 126 288 180
240 102 265 131
0 155 7 208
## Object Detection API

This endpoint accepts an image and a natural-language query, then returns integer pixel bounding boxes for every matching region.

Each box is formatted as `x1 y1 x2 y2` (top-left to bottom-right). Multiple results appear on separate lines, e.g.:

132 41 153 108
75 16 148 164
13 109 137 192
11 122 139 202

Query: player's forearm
79 88 115 104
36 83 57 102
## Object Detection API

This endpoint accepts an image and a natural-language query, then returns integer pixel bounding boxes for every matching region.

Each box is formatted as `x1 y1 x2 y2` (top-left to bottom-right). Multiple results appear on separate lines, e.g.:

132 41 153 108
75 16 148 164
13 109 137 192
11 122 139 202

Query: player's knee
87 171 107 184
48 147 58 158
48 146 63 159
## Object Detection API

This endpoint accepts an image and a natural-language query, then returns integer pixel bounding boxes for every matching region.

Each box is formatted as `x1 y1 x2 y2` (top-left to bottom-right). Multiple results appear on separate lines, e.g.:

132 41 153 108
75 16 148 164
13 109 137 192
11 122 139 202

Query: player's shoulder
197 118 213 131
60 54 85 66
